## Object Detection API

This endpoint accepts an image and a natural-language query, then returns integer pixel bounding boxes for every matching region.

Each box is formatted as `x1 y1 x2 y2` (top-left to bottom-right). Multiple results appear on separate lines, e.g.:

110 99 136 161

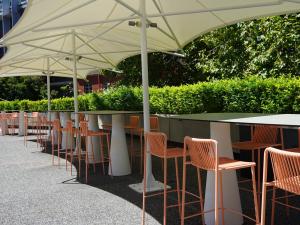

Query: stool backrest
184 137 218 171
265 147 300 195
79 113 86 122
252 125 278 144
79 121 88 136
128 115 140 128
31 112 39 117
66 120 73 132
11 112 18 118
52 119 61 131
145 132 167 156
150 116 159 131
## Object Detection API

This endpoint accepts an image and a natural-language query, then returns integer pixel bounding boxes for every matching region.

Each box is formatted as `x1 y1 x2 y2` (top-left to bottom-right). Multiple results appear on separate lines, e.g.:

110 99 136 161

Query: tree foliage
116 13 299 86
2 76 300 114
0 14 299 100
0 76 47 101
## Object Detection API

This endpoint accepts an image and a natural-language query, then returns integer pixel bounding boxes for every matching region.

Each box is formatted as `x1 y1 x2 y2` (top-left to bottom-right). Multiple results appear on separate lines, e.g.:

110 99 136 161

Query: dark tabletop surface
159 113 300 127
48 110 74 112
78 110 142 115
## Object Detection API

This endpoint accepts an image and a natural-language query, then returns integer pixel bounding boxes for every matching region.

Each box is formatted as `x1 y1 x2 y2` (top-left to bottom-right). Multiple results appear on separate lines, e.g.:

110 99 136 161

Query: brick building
78 73 120 94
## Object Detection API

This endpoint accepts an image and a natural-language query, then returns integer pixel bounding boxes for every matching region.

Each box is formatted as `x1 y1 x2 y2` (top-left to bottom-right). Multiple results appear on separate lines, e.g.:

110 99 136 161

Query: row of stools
0 112 41 138
48 114 160 183
142 126 300 225
50 117 111 183
4 112 161 183
0 112 22 135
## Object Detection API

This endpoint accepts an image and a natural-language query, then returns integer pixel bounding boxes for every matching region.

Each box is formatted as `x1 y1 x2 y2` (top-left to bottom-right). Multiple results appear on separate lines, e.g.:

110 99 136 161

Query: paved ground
0 135 160 225
0 135 299 225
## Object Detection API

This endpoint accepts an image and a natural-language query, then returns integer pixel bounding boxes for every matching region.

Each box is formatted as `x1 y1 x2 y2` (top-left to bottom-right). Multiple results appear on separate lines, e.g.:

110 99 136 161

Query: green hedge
1 76 300 114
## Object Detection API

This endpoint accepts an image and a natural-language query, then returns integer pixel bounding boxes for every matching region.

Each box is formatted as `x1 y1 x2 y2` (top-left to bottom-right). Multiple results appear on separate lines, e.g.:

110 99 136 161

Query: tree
0 76 47 101
115 13 299 86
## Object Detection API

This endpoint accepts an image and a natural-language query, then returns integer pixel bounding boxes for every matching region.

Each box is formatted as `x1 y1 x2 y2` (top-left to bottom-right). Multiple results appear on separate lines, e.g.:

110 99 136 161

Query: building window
84 82 92 93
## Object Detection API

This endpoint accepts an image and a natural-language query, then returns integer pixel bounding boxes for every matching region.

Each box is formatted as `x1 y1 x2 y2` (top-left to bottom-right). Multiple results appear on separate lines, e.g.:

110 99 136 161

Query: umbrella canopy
0 56 89 79
1 0 299 79
0 2 299 224
1 0 300 53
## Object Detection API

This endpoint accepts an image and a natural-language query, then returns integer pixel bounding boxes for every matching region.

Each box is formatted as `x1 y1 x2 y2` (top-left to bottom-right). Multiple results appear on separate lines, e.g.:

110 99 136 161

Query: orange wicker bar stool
30 112 40 136
24 113 28 146
8 112 19 135
142 132 183 225
65 120 85 177
24 112 40 147
36 115 50 150
261 147 300 225
181 137 259 225
124 115 141 167
232 125 282 206
0 113 5 135
79 120 112 183
51 119 67 166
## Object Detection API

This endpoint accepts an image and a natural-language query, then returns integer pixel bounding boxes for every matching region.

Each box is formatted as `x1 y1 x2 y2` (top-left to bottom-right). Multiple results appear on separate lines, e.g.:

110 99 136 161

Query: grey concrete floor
1 134 300 225
0 135 160 225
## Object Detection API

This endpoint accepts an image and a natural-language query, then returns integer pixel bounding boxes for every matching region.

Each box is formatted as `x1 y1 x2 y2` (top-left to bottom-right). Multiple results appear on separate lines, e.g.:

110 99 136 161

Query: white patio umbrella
0 49 94 124
0 37 112 127
2 0 299 189
0 1 299 224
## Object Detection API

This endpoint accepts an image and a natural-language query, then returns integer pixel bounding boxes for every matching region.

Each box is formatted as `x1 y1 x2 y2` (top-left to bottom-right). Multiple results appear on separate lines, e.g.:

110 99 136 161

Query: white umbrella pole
72 30 79 128
140 0 155 190
47 57 51 120
47 57 51 138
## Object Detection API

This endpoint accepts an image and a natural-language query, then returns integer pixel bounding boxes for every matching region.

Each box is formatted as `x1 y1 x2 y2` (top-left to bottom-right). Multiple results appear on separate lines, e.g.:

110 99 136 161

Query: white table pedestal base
204 122 243 225
109 114 131 176
129 174 169 193
18 111 25 136
87 114 101 163
60 112 73 150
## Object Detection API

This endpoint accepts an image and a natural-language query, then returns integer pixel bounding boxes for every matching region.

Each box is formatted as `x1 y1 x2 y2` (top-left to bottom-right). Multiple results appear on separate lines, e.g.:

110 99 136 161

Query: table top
163 113 300 127
78 110 142 115
49 110 74 112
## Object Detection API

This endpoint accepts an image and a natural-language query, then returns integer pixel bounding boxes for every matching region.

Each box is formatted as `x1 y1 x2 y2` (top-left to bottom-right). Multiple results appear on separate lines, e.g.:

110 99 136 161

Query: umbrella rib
59 33 68 52
9 65 56 72
0 56 45 67
114 0 142 16
22 43 72 56
147 1 284 18
8 65 94 73
0 66 22 75
5 0 97 42
152 0 181 49
76 32 141 48
116 0 177 42
22 42 108 64
75 33 116 67
2 32 72 46
32 15 139 32
2 35 67 65
50 56 73 72
75 33 176 55
74 13 136 53
81 50 141 55
74 60 102 70
30 1 286 32
195 0 227 27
